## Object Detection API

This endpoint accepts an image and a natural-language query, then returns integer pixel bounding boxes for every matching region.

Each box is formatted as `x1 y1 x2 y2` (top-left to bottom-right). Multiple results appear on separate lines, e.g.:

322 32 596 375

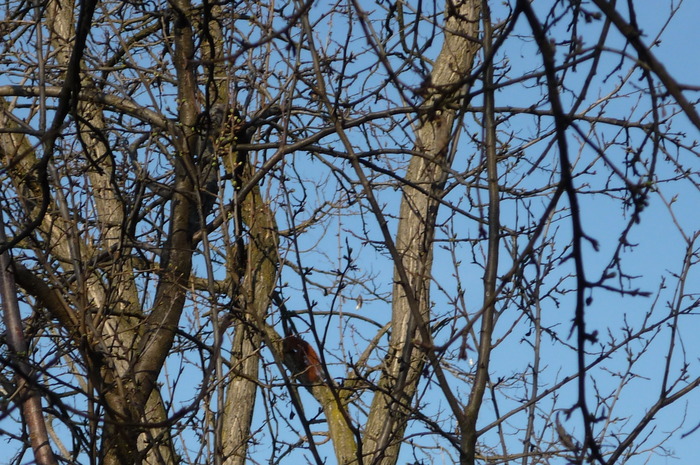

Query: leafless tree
1 1 699 465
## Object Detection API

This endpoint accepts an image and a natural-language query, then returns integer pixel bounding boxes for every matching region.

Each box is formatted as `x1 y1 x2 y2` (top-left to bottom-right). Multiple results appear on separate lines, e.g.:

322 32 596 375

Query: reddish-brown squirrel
283 334 324 385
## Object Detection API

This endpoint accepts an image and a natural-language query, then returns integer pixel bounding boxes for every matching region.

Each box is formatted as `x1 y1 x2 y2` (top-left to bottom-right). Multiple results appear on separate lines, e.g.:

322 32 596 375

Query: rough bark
219 115 278 465
43 1 178 463
362 1 481 464
216 106 358 464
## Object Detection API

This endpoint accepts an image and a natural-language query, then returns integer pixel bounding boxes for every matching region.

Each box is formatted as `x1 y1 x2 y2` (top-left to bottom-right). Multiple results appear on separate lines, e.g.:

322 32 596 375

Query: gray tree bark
361 1 482 464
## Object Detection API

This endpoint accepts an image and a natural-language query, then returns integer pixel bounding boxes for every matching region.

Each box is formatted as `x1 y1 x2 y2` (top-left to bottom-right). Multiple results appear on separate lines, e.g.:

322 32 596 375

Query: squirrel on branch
275 293 325 387
282 334 324 386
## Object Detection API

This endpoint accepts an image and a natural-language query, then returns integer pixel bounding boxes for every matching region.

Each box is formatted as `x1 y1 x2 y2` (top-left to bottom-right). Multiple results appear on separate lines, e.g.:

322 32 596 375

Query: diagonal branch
0 216 57 465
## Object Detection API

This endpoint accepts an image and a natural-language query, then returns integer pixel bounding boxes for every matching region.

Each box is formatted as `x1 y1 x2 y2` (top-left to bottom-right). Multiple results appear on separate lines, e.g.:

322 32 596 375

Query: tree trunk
362 1 481 464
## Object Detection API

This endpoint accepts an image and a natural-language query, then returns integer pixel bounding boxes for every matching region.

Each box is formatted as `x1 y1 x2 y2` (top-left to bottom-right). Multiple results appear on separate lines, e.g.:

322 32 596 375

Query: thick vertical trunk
39 1 199 463
219 122 279 465
362 2 481 464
